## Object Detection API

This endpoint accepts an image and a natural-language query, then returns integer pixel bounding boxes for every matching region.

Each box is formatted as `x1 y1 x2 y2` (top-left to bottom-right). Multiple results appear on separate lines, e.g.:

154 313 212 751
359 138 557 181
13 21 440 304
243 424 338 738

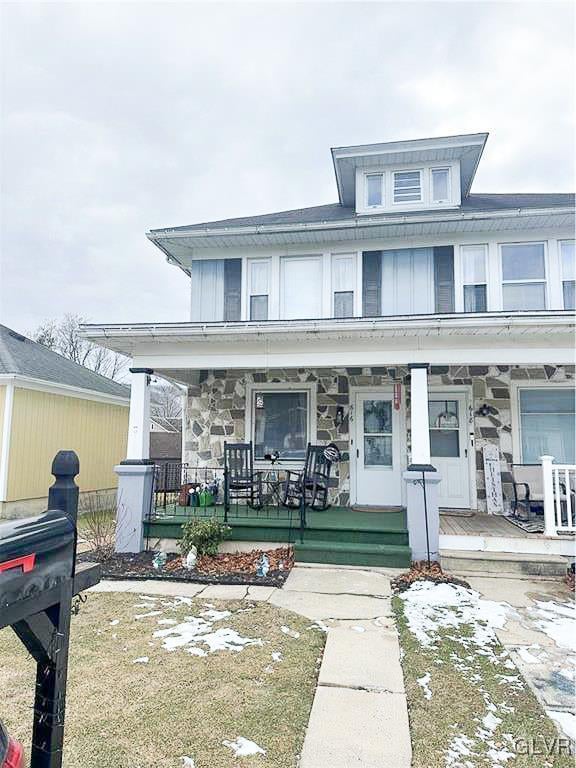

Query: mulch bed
391 560 471 594
77 546 294 587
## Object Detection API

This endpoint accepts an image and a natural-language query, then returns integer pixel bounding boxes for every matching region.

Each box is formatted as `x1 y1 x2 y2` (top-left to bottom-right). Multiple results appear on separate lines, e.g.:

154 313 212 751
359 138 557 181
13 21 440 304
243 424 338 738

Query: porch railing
149 462 304 537
541 455 576 536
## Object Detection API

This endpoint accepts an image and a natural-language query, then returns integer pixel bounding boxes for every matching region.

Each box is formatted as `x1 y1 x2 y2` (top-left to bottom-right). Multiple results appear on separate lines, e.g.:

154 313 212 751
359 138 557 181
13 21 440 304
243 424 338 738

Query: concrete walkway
466 575 575 743
91 564 412 768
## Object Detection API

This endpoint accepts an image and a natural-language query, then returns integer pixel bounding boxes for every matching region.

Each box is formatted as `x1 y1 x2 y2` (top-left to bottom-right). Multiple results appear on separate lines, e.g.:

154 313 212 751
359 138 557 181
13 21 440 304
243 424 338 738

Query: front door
352 392 402 506
429 394 471 508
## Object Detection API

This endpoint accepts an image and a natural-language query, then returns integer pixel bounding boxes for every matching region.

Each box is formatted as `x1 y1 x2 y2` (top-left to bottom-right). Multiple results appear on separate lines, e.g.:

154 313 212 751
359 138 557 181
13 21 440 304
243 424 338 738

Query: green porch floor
145 505 411 568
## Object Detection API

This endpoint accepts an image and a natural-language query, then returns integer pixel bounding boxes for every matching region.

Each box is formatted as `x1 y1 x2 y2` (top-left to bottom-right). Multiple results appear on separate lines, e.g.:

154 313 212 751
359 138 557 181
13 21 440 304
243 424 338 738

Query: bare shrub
78 490 116 560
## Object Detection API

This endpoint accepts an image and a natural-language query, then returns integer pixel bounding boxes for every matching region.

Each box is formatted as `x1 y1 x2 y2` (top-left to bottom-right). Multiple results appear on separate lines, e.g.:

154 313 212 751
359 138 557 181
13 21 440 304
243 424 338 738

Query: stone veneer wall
183 365 573 512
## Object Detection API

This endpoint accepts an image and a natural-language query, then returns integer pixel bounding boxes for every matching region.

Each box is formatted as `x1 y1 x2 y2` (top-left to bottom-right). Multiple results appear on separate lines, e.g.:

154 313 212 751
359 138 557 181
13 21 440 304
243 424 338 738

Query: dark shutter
434 246 455 313
224 259 242 321
362 251 382 316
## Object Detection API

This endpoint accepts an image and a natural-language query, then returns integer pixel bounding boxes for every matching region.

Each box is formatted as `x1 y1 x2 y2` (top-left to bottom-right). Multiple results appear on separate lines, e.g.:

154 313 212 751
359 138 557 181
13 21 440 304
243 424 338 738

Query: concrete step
295 540 411 568
440 549 571 578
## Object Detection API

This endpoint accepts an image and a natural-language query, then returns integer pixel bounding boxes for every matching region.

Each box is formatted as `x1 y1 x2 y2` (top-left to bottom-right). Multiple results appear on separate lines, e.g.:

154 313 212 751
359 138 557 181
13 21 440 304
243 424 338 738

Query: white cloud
0 1 573 333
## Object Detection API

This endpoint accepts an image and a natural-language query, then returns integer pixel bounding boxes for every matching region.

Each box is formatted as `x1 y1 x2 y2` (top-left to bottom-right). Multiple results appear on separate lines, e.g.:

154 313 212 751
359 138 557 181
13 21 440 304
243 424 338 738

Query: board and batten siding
6 387 129 502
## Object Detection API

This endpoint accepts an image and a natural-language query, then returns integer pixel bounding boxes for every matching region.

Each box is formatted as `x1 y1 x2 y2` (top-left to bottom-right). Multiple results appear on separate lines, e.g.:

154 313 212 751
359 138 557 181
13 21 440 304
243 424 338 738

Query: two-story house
83 132 575 568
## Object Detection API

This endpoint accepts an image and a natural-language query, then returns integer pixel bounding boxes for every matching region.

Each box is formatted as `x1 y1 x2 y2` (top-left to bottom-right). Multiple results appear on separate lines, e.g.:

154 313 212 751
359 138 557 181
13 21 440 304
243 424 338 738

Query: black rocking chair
282 443 337 512
224 442 263 512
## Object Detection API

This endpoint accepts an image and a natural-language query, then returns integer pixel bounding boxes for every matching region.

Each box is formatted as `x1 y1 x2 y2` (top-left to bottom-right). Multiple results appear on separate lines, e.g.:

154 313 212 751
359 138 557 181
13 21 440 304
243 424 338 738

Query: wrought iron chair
224 442 263 511
511 464 544 520
282 443 339 512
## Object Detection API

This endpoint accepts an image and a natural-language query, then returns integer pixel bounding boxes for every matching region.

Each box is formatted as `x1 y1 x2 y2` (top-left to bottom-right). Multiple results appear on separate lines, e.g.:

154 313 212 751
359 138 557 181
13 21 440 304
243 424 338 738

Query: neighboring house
83 133 575 565
0 325 130 518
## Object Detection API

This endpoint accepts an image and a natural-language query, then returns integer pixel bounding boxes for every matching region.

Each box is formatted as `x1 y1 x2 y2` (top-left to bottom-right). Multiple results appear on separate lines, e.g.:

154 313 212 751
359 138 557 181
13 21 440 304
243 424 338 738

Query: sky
0 1 574 336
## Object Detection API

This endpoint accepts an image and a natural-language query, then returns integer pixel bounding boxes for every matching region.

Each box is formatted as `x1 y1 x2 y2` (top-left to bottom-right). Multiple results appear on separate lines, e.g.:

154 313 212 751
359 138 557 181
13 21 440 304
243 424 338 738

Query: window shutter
434 246 455 313
224 259 242 321
362 251 382 316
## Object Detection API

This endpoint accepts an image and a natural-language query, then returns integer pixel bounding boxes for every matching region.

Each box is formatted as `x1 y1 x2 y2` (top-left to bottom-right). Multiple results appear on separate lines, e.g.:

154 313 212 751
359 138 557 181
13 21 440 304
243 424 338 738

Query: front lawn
393 581 573 768
0 592 325 767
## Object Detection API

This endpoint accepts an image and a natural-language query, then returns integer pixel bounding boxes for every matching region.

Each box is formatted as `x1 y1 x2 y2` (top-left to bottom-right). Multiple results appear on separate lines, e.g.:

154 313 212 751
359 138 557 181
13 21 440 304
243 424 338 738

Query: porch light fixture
334 406 344 427
476 403 490 418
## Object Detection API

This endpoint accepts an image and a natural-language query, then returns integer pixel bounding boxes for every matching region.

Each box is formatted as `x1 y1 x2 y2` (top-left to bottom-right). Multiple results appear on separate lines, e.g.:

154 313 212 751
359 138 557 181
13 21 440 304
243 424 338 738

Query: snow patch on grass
416 672 432 700
154 617 262 654
132 657 149 664
281 625 300 639
222 736 266 757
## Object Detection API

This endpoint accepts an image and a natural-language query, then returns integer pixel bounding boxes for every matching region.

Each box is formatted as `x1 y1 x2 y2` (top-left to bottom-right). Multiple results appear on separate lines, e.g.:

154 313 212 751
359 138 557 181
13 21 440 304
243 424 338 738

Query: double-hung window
252 388 311 461
431 168 450 203
393 170 422 203
248 259 270 321
560 240 575 310
518 388 575 464
366 173 383 207
461 245 488 312
190 259 242 322
332 253 355 318
501 242 546 310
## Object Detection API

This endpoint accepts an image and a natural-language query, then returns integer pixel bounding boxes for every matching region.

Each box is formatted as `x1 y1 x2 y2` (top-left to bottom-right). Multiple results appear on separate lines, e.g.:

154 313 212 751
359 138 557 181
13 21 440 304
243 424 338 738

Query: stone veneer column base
403 468 442 562
114 462 155 553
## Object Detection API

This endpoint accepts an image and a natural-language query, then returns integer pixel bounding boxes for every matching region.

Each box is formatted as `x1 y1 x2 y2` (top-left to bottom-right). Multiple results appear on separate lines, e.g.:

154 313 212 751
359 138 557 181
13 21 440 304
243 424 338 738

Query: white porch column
541 455 557 537
408 363 432 469
126 368 152 460
404 363 441 563
115 367 155 553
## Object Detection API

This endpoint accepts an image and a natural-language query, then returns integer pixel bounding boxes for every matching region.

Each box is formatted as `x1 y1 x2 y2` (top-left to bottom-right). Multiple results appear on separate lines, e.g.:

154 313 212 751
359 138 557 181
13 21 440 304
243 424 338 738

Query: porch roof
81 311 575 378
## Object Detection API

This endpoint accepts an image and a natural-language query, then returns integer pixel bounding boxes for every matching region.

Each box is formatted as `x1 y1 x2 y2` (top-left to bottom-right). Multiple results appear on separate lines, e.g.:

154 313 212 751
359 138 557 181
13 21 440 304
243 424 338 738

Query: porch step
294 540 411 568
440 549 571 579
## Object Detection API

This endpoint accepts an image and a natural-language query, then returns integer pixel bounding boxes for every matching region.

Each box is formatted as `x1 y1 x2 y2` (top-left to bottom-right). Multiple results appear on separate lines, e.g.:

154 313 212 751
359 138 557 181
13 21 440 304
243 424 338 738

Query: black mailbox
0 451 100 768
0 509 76 612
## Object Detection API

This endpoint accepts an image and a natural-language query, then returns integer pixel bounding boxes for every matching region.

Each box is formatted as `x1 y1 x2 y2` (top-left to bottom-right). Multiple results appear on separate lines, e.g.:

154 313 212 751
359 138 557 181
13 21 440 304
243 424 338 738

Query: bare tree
151 380 183 424
33 313 128 382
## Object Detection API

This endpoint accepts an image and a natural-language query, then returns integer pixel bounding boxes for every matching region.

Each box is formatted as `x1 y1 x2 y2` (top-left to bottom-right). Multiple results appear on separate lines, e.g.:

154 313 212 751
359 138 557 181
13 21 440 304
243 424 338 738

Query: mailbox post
0 451 101 768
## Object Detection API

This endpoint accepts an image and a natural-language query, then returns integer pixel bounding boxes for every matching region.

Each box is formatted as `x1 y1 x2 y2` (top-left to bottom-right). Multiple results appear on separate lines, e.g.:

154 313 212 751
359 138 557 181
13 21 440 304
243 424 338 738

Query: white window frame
331 252 357 318
499 241 548 311
392 168 423 204
280 254 324 319
246 257 271 321
430 167 451 204
457 244 488 313
510 381 575 464
365 173 385 208
559 239 575 310
245 381 317 466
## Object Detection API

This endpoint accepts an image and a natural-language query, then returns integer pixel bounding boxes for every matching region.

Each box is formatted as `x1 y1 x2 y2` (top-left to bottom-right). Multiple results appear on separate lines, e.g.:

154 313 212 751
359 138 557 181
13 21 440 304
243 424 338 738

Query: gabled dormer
331 133 488 215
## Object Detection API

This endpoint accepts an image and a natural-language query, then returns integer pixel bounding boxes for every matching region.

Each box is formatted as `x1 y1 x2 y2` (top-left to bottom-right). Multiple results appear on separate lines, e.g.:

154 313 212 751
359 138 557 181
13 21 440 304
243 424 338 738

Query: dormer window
393 170 422 203
366 173 383 207
431 168 450 203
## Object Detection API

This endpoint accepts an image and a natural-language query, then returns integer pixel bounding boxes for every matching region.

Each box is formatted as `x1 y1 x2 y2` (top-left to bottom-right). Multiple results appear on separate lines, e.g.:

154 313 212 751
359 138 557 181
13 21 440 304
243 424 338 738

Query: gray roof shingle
149 193 574 234
0 325 129 399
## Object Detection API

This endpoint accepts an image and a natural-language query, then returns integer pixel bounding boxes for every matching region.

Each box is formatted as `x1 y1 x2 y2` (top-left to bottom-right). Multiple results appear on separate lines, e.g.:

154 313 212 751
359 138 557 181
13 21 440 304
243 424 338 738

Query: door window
363 400 392 466
429 400 460 457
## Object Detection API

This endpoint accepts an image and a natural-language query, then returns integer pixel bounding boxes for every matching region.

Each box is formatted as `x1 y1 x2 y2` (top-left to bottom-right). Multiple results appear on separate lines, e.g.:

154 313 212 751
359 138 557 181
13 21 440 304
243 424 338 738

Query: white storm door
429 394 471 508
354 392 402 506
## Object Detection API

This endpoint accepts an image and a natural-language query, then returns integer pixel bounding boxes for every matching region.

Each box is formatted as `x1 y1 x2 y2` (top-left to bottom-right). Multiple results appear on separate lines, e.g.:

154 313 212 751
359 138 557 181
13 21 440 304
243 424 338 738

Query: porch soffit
81 313 575 373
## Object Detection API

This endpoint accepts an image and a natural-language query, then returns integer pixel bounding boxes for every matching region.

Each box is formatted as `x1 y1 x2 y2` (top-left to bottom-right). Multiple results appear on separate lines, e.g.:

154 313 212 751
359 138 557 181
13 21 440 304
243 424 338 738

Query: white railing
541 455 576 536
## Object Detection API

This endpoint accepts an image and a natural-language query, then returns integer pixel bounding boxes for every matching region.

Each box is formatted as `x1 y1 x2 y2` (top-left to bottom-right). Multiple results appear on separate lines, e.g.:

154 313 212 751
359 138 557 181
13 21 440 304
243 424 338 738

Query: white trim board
0 375 129 407
244 381 317 466
440 533 575 557
0 382 15 502
509 380 575 464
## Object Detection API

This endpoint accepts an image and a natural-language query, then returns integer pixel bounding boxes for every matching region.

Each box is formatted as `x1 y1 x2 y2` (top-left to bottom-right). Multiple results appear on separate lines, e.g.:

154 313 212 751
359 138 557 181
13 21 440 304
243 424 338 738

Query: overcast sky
0 1 574 336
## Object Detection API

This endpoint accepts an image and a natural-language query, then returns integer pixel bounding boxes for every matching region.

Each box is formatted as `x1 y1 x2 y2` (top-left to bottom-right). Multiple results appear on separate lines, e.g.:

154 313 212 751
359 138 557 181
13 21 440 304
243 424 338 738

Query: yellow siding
6 387 129 502
0 385 5 469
